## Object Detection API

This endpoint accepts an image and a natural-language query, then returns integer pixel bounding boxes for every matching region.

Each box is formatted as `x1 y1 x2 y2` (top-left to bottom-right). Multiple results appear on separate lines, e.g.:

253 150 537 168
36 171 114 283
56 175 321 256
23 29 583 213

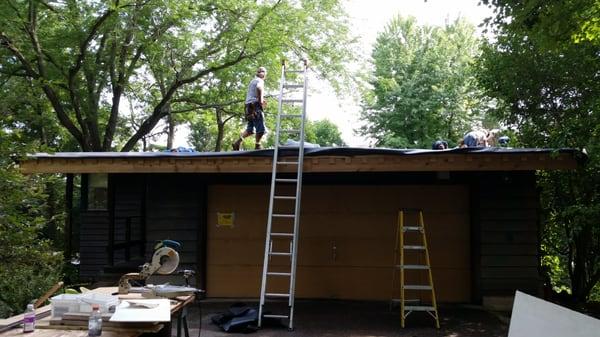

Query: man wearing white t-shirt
233 67 267 150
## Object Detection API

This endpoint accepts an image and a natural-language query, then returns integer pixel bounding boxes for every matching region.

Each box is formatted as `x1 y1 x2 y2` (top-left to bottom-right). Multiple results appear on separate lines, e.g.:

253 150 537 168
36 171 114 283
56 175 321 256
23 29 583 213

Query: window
87 174 108 210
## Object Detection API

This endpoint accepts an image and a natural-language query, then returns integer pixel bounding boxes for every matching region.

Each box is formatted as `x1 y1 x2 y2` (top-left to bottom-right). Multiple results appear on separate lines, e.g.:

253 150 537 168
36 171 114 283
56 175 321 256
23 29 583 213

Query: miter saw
118 240 198 297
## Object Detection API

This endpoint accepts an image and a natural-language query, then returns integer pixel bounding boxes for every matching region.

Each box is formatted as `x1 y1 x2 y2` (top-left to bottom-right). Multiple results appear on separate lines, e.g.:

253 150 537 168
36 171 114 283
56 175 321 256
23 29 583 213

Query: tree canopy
360 16 491 148
0 120 63 317
478 0 600 302
0 0 355 152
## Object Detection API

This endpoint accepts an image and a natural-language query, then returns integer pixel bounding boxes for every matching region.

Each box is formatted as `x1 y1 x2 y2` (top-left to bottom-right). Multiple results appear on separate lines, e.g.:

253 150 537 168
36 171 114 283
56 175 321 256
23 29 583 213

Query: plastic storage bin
79 293 119 314
50 294 81 318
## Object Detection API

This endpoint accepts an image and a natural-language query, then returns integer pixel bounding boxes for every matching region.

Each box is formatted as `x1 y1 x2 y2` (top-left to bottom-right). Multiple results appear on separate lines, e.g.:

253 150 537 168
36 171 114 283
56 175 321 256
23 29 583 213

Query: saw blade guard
153 246 180 275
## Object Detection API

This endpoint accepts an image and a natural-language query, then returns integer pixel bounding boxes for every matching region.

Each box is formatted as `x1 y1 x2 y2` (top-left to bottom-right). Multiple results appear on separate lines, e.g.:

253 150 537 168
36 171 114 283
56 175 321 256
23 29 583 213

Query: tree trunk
571 224 591 302
215 108 224 152
166 104 174 149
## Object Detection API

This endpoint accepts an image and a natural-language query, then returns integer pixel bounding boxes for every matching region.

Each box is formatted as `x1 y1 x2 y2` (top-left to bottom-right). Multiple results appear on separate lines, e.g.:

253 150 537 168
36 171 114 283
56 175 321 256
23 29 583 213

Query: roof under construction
20 147 584 174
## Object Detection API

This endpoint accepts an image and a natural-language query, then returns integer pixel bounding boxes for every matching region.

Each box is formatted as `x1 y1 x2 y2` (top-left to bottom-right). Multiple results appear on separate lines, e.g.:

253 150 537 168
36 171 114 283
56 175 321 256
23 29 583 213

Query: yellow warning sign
217 212 235 227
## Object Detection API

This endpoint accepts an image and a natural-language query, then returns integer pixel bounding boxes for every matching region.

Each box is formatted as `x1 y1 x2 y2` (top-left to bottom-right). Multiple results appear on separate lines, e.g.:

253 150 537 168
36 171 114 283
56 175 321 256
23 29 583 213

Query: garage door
207 185 470 303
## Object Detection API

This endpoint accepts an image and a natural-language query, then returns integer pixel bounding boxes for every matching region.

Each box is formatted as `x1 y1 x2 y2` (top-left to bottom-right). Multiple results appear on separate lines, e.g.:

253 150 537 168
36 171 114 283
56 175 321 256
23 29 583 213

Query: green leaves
1 0 356 152
361 16 491 149
0 131 63 318
479 0 600 303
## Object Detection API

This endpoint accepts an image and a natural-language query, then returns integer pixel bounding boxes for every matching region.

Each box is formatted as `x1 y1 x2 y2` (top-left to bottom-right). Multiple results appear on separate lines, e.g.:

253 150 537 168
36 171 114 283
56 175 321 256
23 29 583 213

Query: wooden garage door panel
207 265 261 297
207 185 470 302
209 239 264 265
296 266 392 299
297 238 394 267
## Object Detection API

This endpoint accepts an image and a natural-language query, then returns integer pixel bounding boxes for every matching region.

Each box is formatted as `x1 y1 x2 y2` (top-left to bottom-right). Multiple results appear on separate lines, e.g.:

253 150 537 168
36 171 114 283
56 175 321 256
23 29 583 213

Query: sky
174 0 496 148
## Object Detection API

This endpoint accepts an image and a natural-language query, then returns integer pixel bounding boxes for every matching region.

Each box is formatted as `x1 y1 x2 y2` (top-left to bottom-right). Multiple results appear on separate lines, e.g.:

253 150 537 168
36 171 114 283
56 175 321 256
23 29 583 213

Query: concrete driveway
176 300 508 337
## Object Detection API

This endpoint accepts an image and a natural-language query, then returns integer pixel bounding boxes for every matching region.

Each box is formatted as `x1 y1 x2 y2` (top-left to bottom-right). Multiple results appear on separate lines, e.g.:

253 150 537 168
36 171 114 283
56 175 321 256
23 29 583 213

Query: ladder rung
281 99 303 104
269 252 291 256
271 232 294 237
283 84 303 89
391 298 420 303
403 226 423 232
282 129 300 133
276 161 299 165
265 293 290 298
404 245 426 250
275 178 298 183
404 285 433 290
395 264 429 270
274 195 296 200
263 314 290 319
281 114 303 118
404 305 436 311
272 214 295 218
267 272 291 276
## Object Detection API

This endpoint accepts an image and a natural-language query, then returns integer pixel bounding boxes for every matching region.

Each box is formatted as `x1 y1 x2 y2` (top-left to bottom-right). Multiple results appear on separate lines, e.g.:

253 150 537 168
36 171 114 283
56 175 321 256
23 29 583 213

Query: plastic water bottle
88 304 102 336
23 303 35 333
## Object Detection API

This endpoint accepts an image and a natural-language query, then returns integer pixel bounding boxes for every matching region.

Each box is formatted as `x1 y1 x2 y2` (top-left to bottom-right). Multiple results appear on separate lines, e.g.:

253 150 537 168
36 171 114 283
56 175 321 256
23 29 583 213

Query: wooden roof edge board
19 152 580 174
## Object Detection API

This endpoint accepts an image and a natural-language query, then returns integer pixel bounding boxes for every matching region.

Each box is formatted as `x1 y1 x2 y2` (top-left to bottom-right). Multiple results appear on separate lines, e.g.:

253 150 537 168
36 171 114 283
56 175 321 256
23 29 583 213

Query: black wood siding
111 174 146 264
79 211 109 280
145 174 204 286
472 172 541 301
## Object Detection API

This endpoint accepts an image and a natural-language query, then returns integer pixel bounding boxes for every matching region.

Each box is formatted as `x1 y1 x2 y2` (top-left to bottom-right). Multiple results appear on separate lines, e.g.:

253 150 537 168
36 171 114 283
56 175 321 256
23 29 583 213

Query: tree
306 119 345 147
478 0 600 302
0 126 63 317
481 0 600 46
0 0 355 152
360 16 491 148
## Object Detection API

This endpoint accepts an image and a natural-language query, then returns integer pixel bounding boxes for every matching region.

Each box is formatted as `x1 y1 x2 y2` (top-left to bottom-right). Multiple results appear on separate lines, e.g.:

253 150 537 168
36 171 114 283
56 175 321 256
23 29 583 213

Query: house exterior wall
77 171 541 302
79 210 110 279
206 184 471 302
144 174 204 286
470 172 541 302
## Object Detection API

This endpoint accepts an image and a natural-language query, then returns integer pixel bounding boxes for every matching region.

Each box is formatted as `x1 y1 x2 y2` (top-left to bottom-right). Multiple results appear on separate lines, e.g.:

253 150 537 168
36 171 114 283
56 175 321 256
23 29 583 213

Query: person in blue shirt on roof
232 67 268 151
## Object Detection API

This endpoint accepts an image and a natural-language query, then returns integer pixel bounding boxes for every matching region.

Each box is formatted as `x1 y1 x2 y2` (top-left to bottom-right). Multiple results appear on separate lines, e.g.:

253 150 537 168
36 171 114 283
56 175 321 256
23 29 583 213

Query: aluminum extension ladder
391 209 440 328
258 59 309 330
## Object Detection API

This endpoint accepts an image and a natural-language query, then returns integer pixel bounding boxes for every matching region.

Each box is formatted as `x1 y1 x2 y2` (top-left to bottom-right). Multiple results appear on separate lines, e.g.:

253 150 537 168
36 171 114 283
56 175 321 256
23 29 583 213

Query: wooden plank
480 220 538 231
481 231 538 244
481 256 538 267
481 244 538 255
20 152 579 174
0 305 51 329
37 322 162 334
479 209 538 221
0 328 138 337
480 267 539 279
480 278 539 291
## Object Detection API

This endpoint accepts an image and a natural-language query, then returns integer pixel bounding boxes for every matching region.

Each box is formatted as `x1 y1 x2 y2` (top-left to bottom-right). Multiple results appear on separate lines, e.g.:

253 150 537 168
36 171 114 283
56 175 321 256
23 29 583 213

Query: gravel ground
174 300 509 337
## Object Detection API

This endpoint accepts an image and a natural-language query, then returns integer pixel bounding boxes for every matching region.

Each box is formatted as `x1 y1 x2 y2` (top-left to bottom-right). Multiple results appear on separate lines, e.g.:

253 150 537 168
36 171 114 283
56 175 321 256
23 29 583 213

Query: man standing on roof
460 129 500 147
233 67 268 150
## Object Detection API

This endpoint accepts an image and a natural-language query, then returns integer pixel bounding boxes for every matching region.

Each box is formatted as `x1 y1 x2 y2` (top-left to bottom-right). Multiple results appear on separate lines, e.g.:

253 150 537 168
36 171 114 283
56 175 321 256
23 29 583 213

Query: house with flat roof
20 147 583 307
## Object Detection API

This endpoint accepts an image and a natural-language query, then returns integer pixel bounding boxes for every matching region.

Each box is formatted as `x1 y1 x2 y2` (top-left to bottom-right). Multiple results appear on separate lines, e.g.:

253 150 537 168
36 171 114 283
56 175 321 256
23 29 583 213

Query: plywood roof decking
20 147 582 174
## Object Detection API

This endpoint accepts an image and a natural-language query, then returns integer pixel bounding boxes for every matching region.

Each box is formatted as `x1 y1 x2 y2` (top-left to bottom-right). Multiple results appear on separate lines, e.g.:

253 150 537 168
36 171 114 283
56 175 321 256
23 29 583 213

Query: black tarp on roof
28 146 584 160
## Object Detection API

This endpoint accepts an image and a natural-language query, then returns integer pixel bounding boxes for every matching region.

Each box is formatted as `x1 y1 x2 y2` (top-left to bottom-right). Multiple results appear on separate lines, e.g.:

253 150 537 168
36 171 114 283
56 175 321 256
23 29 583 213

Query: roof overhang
19 147 583 174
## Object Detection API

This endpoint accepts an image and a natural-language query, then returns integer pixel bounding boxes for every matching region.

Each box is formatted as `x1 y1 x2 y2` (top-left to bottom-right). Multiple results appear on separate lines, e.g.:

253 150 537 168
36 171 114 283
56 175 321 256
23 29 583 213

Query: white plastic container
50 294 82 318
79 293 119 314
